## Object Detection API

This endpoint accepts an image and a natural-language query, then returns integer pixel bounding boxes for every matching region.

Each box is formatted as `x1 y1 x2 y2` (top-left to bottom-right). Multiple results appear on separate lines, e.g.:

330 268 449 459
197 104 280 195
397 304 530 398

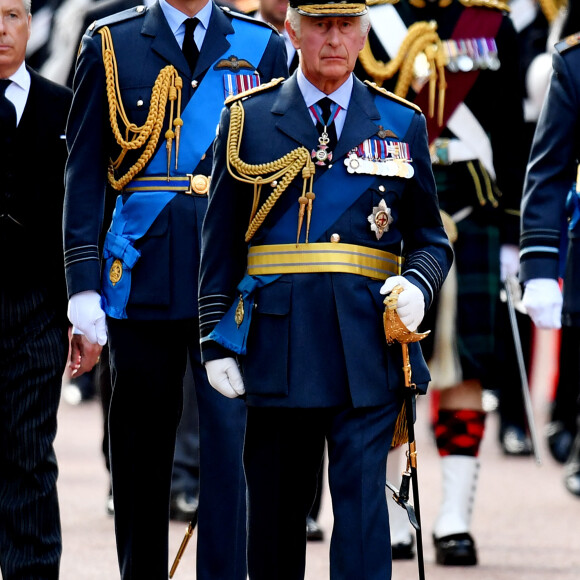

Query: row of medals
414 37 501 80
345 152 414 179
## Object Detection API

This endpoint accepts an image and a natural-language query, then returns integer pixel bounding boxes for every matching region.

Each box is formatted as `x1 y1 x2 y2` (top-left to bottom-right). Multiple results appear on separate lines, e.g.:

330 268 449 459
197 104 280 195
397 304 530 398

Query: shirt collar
7 60 30 93
296 68 353 113
159 0 212 36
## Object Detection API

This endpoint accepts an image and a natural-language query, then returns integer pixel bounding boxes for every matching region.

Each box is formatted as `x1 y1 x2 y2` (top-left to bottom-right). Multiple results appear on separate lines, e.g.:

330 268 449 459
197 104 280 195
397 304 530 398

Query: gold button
328 164 333 169
271 180 278 187
137 99 144 107
192 80 198 89
379 185 385 192
136 5 145 12
201 153 206 161
330 233 340 243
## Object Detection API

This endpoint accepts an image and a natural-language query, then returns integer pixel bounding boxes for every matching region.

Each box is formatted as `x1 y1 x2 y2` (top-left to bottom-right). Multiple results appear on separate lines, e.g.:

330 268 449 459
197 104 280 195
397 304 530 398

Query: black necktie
182 18 200 74
315 97 338 155
0 79 17 129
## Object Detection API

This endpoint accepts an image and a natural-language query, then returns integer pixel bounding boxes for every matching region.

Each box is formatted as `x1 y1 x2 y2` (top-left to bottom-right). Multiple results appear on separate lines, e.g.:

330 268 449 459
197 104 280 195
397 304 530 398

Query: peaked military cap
289 0 367 17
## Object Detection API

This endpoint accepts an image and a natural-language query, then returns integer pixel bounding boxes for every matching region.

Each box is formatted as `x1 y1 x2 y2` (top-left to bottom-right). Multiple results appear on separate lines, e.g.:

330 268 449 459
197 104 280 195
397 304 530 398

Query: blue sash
101 19 272 318
207 94 415 354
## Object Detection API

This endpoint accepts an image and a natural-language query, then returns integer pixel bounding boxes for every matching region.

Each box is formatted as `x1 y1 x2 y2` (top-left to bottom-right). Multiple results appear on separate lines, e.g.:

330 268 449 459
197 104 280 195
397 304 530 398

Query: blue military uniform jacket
199 75 453 408
520 33 580 327
63 1 288 320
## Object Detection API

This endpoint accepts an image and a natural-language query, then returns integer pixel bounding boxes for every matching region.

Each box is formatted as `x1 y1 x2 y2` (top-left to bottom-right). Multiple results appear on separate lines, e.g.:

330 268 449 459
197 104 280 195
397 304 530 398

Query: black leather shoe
170 491 198 522
546 421 574 464
392 537 415 560
306 517 324 542
433 532 478 566
500 425 532 456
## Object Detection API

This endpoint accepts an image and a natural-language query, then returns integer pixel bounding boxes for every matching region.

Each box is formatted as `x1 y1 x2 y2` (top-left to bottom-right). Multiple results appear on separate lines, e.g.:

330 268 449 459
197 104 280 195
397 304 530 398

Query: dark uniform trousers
106 318 247 579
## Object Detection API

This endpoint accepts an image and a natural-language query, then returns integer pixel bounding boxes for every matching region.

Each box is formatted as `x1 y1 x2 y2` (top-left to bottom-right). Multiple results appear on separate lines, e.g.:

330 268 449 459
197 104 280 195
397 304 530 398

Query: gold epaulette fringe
364 81 422 113
359 21 447 125
458 0 510 12
99 26 183 190
367 0 399 4
226 100 316 243
224 77 285 106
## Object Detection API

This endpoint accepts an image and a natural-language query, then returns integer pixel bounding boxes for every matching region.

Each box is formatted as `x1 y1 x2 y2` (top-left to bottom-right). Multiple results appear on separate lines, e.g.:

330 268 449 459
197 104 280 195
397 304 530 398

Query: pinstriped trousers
0 288 68 580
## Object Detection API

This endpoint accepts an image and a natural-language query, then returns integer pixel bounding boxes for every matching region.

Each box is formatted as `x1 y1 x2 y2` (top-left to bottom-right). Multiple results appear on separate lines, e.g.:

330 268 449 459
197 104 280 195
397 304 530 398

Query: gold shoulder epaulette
366 0 399 6
556 32 580 54
364 81 422 113
458 0 509 12
225 77 284 105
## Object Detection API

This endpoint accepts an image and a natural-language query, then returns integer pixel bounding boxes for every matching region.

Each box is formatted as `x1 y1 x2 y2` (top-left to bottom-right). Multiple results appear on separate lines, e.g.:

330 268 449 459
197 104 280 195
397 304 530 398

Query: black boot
564 431 580 497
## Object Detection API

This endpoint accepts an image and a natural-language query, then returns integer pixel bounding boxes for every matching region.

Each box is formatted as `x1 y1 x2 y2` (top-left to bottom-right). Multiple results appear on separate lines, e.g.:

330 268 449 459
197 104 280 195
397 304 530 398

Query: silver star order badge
368 199 393 240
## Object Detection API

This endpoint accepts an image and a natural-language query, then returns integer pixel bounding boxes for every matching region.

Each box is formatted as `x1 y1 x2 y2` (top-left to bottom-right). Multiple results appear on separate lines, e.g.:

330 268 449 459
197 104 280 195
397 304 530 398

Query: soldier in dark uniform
355 0 527 565
62 0 288 577
521 28 580 498
198 0 453 577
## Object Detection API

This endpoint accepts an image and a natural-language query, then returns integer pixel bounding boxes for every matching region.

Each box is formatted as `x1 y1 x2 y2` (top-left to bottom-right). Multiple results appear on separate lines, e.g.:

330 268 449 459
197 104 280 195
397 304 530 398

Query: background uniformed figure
520 22 580 498
199 0 452 577
0 0 99 577
355 0 527 565
62 0 288 577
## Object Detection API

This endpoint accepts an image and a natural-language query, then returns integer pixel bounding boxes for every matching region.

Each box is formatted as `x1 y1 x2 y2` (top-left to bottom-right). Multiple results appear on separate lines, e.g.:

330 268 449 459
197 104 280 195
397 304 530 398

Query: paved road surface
4 330 580 579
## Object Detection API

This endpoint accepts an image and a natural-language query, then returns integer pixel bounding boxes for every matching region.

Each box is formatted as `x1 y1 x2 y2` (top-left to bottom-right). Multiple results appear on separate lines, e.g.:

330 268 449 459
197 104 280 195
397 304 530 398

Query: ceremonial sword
504 275 542 465
384 286 430 580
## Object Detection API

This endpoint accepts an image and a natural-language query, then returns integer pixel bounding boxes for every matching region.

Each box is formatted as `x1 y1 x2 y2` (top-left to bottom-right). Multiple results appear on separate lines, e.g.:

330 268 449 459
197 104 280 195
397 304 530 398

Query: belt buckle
186 174 210 195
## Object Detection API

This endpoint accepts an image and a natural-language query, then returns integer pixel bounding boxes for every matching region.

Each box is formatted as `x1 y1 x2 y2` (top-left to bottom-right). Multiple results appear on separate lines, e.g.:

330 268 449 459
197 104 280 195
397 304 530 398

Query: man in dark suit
62 0 288 577
199 0 452 576
0 0 99 577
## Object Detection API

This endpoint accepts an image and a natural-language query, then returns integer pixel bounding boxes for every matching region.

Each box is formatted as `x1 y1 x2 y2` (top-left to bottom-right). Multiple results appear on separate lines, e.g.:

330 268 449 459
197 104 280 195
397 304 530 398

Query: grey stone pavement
10 329 580 580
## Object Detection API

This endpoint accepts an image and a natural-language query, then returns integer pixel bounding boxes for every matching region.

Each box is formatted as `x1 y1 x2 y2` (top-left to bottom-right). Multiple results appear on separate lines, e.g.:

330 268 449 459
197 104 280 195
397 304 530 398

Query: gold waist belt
124 174 210 195
247 243 403 280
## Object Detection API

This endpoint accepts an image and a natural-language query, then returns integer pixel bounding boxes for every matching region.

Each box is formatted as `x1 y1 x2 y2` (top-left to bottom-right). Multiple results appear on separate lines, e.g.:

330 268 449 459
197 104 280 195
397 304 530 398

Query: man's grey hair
22 0 32 14
286 7 370 38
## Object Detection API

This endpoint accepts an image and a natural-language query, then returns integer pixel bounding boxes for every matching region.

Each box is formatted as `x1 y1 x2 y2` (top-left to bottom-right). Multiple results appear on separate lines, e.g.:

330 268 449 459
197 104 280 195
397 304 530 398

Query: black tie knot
182 18 200 74
0 78 16 129
0 79 12 95
317 97 333 126
314 97 337 162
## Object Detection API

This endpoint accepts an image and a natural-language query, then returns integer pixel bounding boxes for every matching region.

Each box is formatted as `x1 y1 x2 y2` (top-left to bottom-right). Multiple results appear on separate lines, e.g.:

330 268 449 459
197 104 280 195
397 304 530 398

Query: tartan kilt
420 162 501 386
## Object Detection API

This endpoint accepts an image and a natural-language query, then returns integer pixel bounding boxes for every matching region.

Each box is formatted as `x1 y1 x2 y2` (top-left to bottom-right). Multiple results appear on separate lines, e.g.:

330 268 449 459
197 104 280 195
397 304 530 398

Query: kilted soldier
355 0 527 565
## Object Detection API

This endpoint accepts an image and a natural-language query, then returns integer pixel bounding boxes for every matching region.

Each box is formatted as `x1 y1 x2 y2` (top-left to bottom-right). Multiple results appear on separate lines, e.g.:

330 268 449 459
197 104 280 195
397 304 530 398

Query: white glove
522 278 563 329
205 357 245 398
67 290 108 345
500 244 520 281
380 275 425 332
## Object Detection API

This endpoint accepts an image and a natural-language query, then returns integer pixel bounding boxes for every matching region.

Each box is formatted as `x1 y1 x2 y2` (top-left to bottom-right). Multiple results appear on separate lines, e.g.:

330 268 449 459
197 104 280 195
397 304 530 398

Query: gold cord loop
226 101 317 243
99 26 183 190
358 21 447 124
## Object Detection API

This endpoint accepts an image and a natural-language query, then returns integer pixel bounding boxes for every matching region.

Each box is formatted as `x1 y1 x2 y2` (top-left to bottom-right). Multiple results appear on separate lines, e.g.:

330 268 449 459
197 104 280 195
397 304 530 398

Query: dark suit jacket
199 74 453 407
0 67 72 316
63 1 288 319
520 38 580 326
